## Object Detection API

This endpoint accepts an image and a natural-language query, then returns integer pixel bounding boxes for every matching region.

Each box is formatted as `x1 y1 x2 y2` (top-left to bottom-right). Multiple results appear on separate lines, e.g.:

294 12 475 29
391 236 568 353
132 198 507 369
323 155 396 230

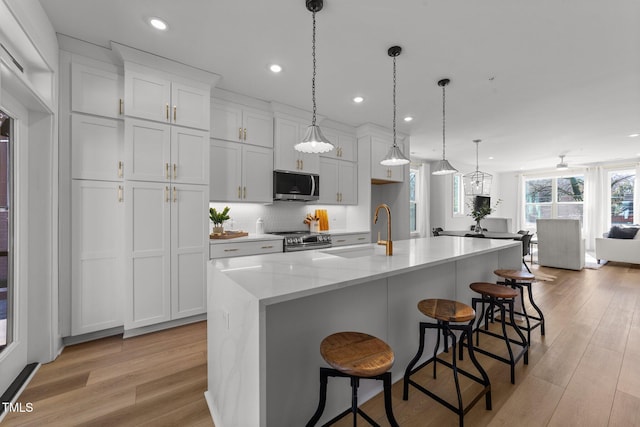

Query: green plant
467 199 501 222
209 206 230 226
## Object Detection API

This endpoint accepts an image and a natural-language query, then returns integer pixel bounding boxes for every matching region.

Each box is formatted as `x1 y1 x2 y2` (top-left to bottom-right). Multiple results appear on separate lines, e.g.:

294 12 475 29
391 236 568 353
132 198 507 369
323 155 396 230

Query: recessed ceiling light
149 18 167 30
269 64 282 73
629 133 640 138
353 96 364 103
404 116 413 122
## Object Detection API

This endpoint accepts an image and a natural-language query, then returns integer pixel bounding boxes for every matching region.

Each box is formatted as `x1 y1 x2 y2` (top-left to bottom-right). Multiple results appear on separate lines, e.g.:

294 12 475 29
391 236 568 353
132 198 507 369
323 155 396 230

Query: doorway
0 110 11 354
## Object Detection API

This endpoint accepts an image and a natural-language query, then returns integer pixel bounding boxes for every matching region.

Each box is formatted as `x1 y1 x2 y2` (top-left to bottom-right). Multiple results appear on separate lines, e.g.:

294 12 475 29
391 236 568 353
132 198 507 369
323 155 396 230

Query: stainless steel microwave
273 170 319 201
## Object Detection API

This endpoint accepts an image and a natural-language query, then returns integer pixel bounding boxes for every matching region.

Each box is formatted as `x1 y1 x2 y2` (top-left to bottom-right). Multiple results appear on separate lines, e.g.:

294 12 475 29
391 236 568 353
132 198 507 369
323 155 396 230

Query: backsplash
208 202 348 233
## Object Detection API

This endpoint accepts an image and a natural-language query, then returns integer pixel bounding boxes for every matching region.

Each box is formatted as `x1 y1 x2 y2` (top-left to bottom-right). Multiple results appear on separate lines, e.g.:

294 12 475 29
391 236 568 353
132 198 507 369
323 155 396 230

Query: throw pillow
608 226 639 239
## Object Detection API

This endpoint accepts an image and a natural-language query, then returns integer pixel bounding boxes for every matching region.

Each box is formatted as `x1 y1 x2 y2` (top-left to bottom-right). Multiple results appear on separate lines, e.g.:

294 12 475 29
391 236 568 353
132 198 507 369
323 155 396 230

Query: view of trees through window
610 170 635 225
409 169 417 232
524 176 584 227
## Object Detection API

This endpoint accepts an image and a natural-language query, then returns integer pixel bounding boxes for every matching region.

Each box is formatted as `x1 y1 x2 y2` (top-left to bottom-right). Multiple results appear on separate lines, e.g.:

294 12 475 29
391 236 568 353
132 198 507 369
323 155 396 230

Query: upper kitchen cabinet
319 158 357 205
124 69 210 130
273 116 319 174
211 99 273 148
72 62 124 119
319 128 356 162
71 114 124 181
210 139 273 203
125 118 209 185
371 137 405 183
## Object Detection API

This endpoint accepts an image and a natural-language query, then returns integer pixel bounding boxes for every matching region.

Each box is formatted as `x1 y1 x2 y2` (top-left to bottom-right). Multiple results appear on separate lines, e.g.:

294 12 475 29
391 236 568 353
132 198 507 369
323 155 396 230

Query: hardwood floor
3 261 640 426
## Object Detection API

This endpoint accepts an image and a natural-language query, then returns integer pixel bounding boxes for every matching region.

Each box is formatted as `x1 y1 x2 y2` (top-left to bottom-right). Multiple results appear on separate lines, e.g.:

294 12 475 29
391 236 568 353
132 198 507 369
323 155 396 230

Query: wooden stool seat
418 299 475 323
470 282 518 299
320 332 394 378
494 269 535 282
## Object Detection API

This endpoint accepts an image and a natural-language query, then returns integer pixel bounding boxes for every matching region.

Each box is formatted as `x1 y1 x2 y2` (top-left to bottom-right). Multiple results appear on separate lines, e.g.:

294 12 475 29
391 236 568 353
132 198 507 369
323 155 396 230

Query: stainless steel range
268 231 332 252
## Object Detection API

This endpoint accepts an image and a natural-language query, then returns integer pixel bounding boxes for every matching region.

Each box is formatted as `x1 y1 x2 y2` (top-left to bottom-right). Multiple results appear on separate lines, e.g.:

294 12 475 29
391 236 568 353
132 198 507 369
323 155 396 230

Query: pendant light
463 139 492 195
380 46 410 166
432 78 458 175
294 0 334 154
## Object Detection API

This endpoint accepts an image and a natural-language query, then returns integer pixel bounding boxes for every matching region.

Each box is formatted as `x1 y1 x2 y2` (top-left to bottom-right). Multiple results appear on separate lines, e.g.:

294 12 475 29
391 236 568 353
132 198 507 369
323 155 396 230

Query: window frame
523 174 585 228
409 166 420 237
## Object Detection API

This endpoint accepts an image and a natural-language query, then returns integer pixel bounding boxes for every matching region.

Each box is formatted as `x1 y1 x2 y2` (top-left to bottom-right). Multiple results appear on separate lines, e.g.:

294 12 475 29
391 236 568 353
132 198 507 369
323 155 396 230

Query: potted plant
468 199 501 233
209 206 230 235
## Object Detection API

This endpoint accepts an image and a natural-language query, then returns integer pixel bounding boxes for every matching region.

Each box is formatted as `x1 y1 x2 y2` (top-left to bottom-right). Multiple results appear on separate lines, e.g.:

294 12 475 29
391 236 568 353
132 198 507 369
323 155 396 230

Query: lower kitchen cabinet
330 232 370 247
210 238 283 259
124 180 208 330
71 180 124 335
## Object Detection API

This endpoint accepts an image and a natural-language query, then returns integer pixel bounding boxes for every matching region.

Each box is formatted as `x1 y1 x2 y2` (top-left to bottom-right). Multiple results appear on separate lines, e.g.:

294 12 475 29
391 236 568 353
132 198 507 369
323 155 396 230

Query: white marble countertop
209 233 284 244
320 229 370 235
210 236 520 306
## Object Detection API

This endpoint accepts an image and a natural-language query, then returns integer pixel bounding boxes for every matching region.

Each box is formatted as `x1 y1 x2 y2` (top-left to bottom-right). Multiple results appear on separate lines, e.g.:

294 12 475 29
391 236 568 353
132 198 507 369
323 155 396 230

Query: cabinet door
71 180 124 335
243 107 273 148
71 114 123 181
210 140 242 201
71 63 123 119
171 184 208 319
124 119 171 182
171 82 210 130
371 137 390 181
339 161 357 205
319 158 340 204
125 70 171 123
338 134 356 162
242 145 273 203
124 181 171 329
211 100 243 142
171 127 209 185
273 117 300 172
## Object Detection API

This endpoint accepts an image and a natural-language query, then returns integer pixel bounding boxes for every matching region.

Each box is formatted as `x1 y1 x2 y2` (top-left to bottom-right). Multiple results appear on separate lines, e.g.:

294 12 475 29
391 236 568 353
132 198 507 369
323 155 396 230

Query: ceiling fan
556 155 569 170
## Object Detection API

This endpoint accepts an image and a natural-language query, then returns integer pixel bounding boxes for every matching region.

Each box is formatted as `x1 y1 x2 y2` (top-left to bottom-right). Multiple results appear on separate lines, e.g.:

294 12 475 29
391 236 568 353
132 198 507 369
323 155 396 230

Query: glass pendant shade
381 144 410 166
463 139 492 195
295 125 334 153
432 159 458 175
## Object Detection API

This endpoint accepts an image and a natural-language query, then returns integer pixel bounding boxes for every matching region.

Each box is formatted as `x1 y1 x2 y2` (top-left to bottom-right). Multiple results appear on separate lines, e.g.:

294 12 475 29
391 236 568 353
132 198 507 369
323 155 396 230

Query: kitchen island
205 236 521 427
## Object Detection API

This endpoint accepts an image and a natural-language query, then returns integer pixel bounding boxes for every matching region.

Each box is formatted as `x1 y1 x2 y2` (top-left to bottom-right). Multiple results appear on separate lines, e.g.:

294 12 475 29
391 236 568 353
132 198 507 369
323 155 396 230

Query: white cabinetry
330 232 370 247
319 158 357 205
124 181 208 329
71 180 124 335
273 116 319 174
71 62 124 119
124 69 210 130
320 128 356 162
125 118 209 185
210 140 273 203
210 239 283 259
71 114 124 181
211 99 273 148
371 137 405 183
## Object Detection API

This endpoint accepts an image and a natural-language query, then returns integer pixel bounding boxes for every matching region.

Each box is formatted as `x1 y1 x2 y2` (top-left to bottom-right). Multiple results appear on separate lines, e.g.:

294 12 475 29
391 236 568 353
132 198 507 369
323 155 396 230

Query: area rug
584 252 606 270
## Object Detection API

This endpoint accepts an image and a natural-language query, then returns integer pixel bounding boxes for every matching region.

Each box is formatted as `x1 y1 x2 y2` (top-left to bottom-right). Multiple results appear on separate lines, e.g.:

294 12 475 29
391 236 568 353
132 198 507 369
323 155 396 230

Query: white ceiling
39 0 640 173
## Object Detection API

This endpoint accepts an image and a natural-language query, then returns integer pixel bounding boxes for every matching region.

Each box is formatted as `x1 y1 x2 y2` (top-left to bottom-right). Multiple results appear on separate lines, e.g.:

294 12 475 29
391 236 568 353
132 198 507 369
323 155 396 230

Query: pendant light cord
392 55 397 147
475 140 479 172
311 10 317 126
441 84 446 161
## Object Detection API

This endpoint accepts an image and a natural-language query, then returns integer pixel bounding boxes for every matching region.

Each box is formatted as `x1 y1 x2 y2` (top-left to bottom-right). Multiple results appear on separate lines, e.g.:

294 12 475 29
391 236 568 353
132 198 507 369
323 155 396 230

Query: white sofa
536 219 585 270
595 228 640 264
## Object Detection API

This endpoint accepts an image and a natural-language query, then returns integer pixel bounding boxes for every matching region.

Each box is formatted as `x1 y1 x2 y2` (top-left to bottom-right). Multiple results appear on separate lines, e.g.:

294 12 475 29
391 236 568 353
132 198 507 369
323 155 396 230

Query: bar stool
306 331 399 427
466 282 529 384
403 299 491 427
494 269 546 344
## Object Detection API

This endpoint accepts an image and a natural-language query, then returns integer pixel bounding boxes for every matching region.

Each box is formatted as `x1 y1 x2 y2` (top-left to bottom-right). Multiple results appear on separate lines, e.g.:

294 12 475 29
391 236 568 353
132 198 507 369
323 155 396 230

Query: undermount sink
321 246 379 259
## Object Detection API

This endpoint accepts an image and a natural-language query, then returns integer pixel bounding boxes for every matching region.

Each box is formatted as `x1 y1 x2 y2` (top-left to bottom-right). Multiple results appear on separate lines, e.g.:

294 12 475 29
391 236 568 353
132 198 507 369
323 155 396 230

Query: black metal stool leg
350 377 359 426
516 283 532 344
306 368 329 427
463 322 492 410
404 322 427 400
526 282 545 336
507 299 529 365
383 372 400 427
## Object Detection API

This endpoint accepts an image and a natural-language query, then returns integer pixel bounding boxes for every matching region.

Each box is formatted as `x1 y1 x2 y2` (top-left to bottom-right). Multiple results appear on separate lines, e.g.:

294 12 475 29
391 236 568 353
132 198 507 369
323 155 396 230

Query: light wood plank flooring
3 261 640 426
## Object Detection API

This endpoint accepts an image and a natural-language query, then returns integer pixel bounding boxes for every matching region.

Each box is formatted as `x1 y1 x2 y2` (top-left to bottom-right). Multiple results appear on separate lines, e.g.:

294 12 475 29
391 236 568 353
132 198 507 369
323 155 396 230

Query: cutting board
210 231 249 239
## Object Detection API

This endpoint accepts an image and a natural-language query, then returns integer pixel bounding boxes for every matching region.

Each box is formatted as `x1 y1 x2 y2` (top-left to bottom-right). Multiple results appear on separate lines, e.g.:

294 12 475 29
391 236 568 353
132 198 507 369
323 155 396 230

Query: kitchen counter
206 236 521 427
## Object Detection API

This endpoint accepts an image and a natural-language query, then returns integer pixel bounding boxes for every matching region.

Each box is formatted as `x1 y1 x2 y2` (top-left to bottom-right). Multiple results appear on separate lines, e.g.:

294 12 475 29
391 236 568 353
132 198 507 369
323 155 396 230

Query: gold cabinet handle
166 104 169 121
301 159 304 169
173 106 177 122
224 248 239 252
165 186 169 202
339 192 342 202
118 185 123 202
243 186 247 199
239 128 243 140
238 186 242 199
336 192 340 202
173 163 177 179
243 128 247 141
296 159 300 170
173 186 177 203
165 163 170 179
119 99 123 115
261 245 274 249
336 239 346 243
357 237 366 241
118 160 123 178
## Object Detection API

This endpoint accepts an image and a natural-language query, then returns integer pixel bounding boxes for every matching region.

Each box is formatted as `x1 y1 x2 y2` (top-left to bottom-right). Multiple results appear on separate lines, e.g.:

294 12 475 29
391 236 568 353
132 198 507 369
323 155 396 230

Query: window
0 110 12 352
409 167 419 233
609 170 635 225
452 173 464 216
524 175 584 227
